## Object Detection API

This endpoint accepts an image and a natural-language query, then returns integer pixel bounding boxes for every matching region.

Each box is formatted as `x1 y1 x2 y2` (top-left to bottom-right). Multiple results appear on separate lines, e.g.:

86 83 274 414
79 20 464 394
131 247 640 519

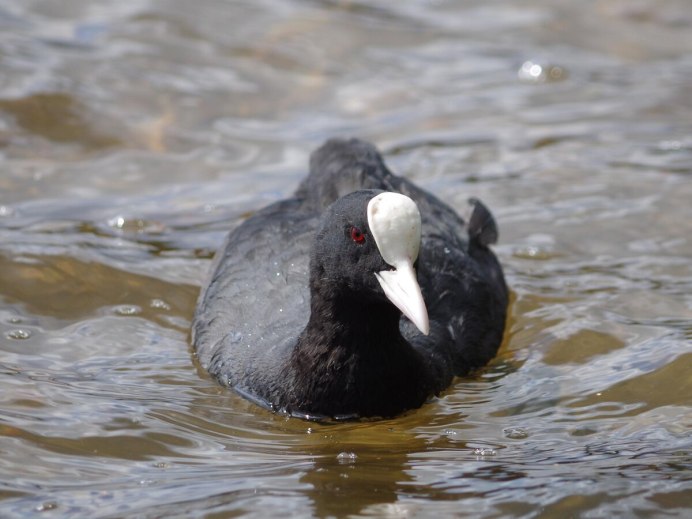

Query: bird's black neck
287 286 433 419
308 283 403 345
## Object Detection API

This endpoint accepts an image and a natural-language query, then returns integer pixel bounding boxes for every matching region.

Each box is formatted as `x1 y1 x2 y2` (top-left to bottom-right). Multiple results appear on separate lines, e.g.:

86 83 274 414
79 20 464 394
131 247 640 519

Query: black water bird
192 138 508 420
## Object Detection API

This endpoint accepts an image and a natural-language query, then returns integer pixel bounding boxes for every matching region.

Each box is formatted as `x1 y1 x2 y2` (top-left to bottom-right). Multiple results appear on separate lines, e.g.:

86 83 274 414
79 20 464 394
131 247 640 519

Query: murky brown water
1 0 691 517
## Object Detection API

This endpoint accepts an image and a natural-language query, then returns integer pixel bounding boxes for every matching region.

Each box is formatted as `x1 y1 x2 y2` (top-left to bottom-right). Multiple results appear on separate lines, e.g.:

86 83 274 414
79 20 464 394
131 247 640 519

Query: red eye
350 226 366 244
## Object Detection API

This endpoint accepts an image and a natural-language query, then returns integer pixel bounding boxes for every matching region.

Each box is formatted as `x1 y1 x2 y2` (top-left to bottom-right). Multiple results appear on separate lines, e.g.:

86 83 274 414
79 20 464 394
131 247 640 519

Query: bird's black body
192 138 508 420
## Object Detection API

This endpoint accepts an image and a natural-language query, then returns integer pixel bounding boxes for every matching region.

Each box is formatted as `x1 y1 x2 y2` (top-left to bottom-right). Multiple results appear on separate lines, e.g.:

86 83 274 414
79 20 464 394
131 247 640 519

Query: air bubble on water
444 429 459 440
512 245 557 260
337 452 357 464
35 501 58 512
107 216 165 234
518 60 567 83
150 298 171 310
503 427 529 440
473 447 496 457
109 216 126 229
519 61 543 81
114 305 141 316
7 329 31 340
514 233 558 260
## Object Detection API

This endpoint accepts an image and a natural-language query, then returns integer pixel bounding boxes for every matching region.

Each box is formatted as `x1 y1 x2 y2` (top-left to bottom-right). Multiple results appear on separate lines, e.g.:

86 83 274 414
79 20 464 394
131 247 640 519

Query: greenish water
1 0 690 517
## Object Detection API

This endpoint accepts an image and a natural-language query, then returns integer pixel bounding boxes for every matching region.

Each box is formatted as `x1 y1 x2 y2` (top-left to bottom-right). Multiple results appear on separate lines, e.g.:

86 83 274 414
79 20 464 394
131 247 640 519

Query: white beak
368 192 430 336
375 263 430 335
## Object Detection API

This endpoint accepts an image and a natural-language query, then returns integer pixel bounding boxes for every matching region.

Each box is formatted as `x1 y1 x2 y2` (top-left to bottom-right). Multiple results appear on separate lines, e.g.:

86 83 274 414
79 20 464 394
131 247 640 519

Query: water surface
1 0 691 517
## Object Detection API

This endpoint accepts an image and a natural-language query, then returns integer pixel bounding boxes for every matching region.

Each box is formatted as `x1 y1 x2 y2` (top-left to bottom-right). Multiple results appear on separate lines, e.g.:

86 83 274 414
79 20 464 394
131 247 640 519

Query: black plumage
192 138 508 420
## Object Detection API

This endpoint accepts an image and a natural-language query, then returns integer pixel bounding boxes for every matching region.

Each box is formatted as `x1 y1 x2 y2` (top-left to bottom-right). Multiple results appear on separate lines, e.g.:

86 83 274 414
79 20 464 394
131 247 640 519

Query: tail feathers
467 198 498 247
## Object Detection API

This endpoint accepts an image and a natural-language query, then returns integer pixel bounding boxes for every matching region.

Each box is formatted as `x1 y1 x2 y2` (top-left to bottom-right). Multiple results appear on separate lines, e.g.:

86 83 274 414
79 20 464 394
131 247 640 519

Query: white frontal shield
367 192 429 335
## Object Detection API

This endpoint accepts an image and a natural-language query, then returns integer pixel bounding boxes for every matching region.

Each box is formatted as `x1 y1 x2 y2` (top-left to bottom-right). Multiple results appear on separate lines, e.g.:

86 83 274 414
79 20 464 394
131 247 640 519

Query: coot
192 138 508 420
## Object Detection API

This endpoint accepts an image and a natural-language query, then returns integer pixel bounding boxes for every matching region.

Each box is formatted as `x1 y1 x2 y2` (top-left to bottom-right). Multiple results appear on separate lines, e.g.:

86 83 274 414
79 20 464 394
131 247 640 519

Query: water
1 0 691 517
